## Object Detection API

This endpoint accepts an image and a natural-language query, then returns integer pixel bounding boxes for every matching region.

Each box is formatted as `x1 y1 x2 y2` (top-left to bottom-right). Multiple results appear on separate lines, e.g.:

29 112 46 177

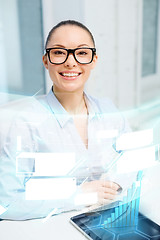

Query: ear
42 54 49 69
91 55 98 69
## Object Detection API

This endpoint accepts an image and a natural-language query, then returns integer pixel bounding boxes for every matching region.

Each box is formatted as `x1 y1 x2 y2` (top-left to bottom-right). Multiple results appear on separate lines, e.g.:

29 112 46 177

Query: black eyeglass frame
45 47 96 65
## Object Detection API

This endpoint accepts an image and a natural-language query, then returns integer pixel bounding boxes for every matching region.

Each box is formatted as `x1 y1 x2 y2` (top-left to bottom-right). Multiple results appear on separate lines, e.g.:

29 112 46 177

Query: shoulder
86 94 119 114
0 94 51 129
86 94 131 133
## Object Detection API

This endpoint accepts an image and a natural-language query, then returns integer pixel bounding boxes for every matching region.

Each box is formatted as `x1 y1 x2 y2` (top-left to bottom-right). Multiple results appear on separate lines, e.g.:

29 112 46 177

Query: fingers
81 180 121 203
102 186 118 199
98 180 120 201
103 186 118 195
101 180 120 191
103 192 117 200
98 189 117 201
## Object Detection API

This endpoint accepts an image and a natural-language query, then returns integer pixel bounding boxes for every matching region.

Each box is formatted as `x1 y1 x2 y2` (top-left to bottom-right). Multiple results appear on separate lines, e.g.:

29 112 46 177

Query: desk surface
0 165 160 240
0 211 85 240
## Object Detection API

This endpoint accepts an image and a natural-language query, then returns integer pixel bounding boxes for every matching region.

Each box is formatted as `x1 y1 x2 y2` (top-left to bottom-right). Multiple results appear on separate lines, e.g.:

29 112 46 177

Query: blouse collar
46 88 101 128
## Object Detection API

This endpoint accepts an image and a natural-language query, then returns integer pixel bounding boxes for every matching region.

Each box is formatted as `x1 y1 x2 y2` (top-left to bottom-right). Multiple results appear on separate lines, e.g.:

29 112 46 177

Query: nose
64 53 77 67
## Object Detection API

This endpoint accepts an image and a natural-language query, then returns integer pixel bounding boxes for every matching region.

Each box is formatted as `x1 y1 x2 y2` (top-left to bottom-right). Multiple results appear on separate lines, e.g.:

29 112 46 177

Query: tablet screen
70 204 160 240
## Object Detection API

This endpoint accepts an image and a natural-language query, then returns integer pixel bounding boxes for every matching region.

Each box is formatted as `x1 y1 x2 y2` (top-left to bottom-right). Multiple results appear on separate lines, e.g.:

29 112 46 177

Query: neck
53 86 87 115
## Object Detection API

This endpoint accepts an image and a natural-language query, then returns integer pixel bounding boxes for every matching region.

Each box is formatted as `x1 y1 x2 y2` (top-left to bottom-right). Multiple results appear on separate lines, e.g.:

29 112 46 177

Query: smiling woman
0 20 135 220
42 21 97 97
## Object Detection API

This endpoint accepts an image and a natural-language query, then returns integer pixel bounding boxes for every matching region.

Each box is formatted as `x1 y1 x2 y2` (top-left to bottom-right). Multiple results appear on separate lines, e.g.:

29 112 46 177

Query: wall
0 0 22 93
84 0 140 110
43 0 140 110
42 0 85 93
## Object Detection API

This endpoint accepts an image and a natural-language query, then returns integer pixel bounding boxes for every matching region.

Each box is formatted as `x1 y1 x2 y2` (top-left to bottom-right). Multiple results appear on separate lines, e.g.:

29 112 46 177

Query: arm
80 179 120 205
0 117 76 220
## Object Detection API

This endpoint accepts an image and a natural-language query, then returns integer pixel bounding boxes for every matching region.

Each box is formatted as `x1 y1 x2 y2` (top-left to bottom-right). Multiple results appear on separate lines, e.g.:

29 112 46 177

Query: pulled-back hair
45 20 95 49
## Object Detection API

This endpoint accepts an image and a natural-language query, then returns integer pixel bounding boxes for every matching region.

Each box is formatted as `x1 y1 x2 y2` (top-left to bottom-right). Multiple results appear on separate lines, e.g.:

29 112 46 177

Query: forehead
48 25 94 48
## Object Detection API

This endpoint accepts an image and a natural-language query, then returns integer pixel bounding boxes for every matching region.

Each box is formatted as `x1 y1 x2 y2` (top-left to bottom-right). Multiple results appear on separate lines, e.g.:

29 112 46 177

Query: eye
50 49 66 56
53 50 65 55
77 51 88 55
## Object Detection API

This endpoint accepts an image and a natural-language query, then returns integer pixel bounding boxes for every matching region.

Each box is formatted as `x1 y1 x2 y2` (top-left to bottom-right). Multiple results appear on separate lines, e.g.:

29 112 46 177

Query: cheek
83 66 92 77
48 66 59 78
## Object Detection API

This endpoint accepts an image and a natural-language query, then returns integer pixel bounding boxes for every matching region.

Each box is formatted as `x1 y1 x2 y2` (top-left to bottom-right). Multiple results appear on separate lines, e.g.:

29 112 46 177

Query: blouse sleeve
0 115 78 220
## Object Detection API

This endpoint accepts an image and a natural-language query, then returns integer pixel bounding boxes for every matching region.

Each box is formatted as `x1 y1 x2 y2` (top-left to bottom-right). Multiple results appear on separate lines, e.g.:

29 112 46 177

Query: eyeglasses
45 47 96 65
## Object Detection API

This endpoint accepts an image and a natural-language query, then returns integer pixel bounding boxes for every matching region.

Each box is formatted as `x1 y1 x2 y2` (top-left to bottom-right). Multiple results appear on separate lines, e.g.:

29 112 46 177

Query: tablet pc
70 203 160 240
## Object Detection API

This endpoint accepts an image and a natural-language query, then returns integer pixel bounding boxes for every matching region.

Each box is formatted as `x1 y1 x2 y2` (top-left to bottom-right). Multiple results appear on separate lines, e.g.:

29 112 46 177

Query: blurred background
0 0 160 129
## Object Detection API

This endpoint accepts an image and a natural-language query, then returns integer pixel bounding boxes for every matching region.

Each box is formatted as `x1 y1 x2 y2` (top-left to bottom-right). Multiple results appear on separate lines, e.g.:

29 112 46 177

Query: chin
63 87 82 93
61 83 84 93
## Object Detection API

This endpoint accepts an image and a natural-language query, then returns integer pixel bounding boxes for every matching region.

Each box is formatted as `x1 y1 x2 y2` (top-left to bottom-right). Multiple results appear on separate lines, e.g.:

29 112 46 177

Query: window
0 0 45 97
142 0 159 77
138 0 160 104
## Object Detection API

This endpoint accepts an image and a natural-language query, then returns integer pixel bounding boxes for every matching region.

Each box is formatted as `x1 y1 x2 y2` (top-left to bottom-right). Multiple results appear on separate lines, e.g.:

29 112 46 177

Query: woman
0 20 132 220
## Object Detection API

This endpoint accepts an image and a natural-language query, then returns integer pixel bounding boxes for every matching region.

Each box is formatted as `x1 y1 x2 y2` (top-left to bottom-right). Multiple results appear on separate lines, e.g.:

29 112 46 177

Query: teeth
61 73 79 77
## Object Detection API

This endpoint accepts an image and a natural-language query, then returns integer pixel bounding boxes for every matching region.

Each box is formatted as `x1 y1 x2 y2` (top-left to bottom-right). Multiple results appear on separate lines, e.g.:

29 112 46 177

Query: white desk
0 165 160 240
139 164 160 226
0 211 85 240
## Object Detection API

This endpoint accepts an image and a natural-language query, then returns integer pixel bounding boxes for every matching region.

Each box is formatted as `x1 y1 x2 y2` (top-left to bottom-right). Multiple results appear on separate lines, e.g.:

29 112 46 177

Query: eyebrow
77 44 90 47
51 44 90 48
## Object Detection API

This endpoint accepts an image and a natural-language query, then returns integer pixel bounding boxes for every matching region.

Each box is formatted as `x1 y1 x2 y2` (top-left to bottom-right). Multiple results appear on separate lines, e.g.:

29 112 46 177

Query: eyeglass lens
48 48 93 64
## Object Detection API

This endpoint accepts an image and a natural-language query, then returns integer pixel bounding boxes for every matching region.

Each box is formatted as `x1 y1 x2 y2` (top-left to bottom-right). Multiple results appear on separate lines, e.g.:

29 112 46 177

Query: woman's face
42 25 97 93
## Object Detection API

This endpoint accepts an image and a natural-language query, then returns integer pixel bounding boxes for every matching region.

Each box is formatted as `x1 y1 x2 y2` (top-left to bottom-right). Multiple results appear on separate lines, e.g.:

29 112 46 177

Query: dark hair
45 20 95 49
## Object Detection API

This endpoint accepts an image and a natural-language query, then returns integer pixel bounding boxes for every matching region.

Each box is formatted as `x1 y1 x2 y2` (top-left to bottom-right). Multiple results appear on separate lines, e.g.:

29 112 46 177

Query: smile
59 72 81 77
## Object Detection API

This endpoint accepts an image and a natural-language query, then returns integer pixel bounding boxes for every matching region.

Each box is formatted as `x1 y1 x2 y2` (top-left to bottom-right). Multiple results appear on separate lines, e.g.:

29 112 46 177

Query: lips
59 71 81 77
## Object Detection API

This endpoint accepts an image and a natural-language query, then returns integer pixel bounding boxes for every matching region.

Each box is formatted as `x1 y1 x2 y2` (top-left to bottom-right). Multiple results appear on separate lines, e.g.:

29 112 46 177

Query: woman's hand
81 180 120 204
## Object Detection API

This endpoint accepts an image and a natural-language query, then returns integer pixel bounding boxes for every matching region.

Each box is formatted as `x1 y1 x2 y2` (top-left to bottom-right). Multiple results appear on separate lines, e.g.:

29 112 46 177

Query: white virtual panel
117 146 157 173
16 152 75 176
0 205 7 215
17 136 22 151
116 129 153 151
96 129 119 140
26 177 76 200
74 192 98 206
